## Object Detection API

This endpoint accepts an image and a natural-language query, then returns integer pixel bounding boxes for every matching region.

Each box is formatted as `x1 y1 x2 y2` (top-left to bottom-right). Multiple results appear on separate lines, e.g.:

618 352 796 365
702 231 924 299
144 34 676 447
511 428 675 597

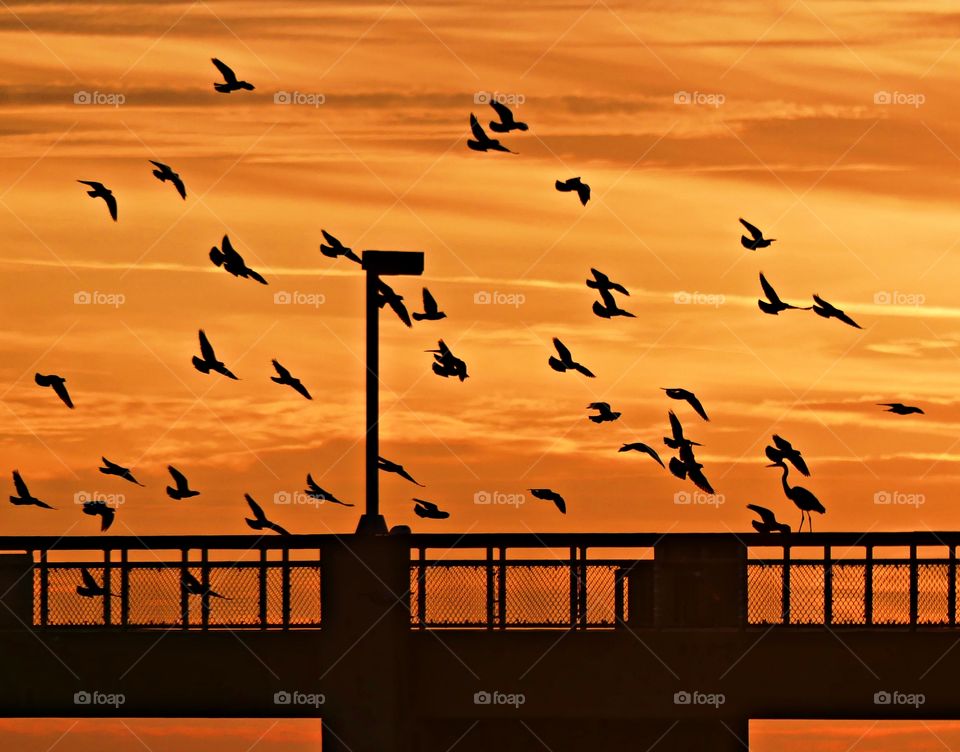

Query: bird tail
191 356 211 373
213 83 230 92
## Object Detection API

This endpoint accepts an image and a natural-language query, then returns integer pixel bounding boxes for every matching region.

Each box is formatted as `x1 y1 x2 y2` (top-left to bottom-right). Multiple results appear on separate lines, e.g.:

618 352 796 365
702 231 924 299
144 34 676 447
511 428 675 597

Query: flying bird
879 402 924 415
378 456 425 486
99 457 143 486
192 329 239 379
166 465 200 500
812 295 861 329
270 360 311 400
768 460 825 532
182 570 230 599
209 235 267 285
412 288 446 322
77 180 117 221
467 113 515 153
377 279 412 327
35 372 73 409
669 444 715 495
548 337 595 378
320 229 361 264
529 488 566 514
487 99 528 132
149 160 186 199
82 500 116 531
587 402 621 423
747 504 791 534
426 340 468 381
413 498 449 519
662 387 709 421
758 273 808 315
9 470 54 509
304 475 354 507
76 568 117 598
211 57 254 93
244 493 290 535
739 218 775 250
592 287 634 319
618 442 664 467
663 411 701 450
555 177 590 206
586 268 629 296
764 435 809 476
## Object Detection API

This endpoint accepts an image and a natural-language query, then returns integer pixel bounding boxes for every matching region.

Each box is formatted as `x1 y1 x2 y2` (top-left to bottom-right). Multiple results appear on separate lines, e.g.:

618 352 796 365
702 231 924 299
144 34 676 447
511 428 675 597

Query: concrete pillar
0 553 34 628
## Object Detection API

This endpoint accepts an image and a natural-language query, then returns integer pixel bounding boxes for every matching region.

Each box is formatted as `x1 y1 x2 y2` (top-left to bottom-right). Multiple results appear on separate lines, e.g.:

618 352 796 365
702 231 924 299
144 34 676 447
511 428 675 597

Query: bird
412 288 446 322
764 435 809 476
739 218 775 250
768 460 825 532
592 287 635 319
34 372 73 408
548 337 595 378
426 340 468 381
192 329 239 379
320 229 361 264
879 402 924 415
663 411 701 450
99 457 144 486
467 113 515 153
9 470 54 509
244 493 290 535
529 488 566 514
82 500 115 531
662 387 709 421
555 177 590 206
587 402 621 423
76 568 117 598
304 475 354 507
149 160 186 199
377 279 412 327
669 445 715 495
77 180 117 221
487 99 528 132
812 295 861 329
166 465 200 500
413 498 449 519
586 268 629 296
209 234 267 285
747 504 791 534
182 570 230 599
618 442 665 467
270 360 311 400
211 57 254 93
378 456 424 486
758 273 808 315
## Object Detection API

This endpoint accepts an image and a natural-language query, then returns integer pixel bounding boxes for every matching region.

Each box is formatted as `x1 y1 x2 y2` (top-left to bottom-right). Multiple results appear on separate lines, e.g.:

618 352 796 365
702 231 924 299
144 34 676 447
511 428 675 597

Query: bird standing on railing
768 459 825 532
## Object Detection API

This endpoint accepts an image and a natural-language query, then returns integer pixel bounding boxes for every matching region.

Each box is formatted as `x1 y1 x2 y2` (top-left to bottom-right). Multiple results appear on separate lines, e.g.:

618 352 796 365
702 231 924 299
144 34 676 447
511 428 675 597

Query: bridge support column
0 553 34 628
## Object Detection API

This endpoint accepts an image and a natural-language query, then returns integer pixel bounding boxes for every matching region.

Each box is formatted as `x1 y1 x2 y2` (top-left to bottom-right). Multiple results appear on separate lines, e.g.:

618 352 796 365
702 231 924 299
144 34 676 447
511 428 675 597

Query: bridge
0 530 956 750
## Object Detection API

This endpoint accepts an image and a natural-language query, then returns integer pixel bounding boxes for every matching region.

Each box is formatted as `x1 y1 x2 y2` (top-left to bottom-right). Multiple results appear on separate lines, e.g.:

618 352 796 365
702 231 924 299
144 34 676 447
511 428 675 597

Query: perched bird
304 475 354 507
747 504 791 534
427 340 468 381
587 402 621 423
166 465 200 500
592 287 634 319
412 288 446 322
209 234 267 285
378 456 425 486
270 360 311 400
812 295 861 329
555 177 590 206
149 160 186 199
586 268 629 296
487 99 528 132
662 387 709 421
320 229 361 264
758 272 808 315
192 329 239 379
35 372 74 409
9 470 54 509
211 57 254 93
764 435 809 476
82 500 115 532
99 457 143 486
413 498 449 519
244 493 290 535
76 567 117 598
768 460 825 532
77 180 117 221
879 402 924 415
467 113 515 153
663 411 701 450
182 570 230 599
548 337 595 378
377 279 412 327
529 488 566 514
739 218 775 250
618 442 665 467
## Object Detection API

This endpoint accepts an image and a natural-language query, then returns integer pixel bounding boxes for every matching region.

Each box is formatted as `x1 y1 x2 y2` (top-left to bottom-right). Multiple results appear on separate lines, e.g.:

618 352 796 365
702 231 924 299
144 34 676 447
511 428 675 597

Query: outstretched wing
552 337 571 362
320 229 342 248
489 98 513 123
244 493 266 521
758 272 781 304
686 393 710 421
12 470 29 498
739 217 763 240
198 329 216 361
211 57 238 83
422 287 438 313
80 567 100 590
271 359 291 380
414 498 439 513
747 503 777 525
168 465 188 490
469 113 487 141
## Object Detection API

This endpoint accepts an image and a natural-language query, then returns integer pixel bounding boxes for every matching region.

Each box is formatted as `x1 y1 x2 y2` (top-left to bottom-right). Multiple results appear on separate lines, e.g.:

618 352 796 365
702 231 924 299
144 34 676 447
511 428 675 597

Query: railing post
569 546 578 628
39 550 48 628
258 547 268 629
578 546 588 629
416 547 426 629
865 546 873 626
950 545 957 626
281 548 291 629
497 547 506 629
485 547 495 629
103 549 112 626
614 567 625 626
909 544 919 627
823 545 832 626
200 548 210 630
180 549 189 630
781 546 791 626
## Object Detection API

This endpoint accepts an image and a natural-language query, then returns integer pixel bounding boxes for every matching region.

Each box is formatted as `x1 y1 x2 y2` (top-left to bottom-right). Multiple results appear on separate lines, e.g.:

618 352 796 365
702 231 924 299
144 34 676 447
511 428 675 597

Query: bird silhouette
377 279 412 327
764 435 809 476
529 488 566 514
662 387 709 421
413 498 449 519
149 160 186 199
758 273 809 315
427 340 468 381
270 360 311 400
812 295 861 329
487 99 528 132
586 268 629 296
669 445 715 495
244 493 290 535
467 113 515 153
378 456 424 486
548 337 595 378
182 569 230 599
34 372 73 408
166 465 200 500
209 235 267 284
192 329 239 379
412 288 446 321
663 411 701 450
555 177 590 206
739 218 774 250
320 229 361 264
82 500 115 531
587 402 621 423
879 402 924 415
9 470 54 509
77 180 117 221
76 567 118 598
618 442 665 467
211 58 254 93
304 475 354 507
768 460 825 532
99 457 143 486
592 287 635 318
747 504 791 534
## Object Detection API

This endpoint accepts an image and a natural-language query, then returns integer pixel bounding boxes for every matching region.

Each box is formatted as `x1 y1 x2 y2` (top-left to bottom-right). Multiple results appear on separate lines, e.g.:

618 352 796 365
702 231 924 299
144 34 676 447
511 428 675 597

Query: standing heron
768 460 824 532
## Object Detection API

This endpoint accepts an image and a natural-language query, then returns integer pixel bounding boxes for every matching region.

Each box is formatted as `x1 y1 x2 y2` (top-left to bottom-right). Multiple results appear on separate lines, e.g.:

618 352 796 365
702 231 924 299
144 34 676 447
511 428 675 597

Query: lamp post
355 250 425 535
